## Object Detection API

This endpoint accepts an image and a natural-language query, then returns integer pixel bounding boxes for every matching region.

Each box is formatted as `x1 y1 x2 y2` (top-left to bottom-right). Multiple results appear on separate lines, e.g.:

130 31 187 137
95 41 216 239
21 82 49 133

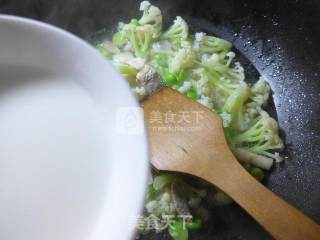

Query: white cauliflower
250 76 271 107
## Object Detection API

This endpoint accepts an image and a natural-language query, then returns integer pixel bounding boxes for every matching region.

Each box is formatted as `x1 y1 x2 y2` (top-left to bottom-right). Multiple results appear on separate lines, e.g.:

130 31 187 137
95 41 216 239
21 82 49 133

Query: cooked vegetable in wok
96 1 283 239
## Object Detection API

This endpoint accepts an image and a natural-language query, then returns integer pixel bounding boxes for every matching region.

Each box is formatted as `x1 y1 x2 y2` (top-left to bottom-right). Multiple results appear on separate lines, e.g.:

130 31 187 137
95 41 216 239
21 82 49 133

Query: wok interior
0 0 319 239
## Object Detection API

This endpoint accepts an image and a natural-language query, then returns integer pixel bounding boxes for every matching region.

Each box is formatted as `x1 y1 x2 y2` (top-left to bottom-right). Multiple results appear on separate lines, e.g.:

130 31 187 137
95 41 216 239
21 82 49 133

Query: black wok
1 0 319 239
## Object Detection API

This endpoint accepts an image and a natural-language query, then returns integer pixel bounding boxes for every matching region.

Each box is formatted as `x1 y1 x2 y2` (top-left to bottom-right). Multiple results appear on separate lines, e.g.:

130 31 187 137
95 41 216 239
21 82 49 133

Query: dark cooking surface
1 0 319 239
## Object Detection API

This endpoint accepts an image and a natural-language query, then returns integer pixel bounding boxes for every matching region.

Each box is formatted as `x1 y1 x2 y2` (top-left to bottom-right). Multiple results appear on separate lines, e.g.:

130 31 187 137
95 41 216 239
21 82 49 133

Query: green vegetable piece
96 45 113 60
196 33 232 54
162 71 177 85
127 25 154 58
222 82 250 131
186 88 198 100
130 18 141 26
169 220 188 240
168 44 195 74
161 16 188 46
231 110 284 160
250 167 264 181
153 175 175 191
138 2 162 33
186 219 202 231
112 32 126 48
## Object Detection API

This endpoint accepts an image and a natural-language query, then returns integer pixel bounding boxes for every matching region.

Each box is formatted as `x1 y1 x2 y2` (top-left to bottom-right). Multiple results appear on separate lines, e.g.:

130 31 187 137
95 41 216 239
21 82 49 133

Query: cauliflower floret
194 32 232 54
139 1 162 30
250 76 271 107
194 76 209 96
231 110 284 163
246 101 262 119
201 54 245 86
122 24 156 58
168 44 196 74
161 16 188 46
140 1 151 11
222 82 251 131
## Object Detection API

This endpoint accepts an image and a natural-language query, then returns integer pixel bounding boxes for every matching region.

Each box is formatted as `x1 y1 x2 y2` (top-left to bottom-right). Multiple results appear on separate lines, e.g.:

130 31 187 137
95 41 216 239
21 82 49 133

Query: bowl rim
0 14 149 240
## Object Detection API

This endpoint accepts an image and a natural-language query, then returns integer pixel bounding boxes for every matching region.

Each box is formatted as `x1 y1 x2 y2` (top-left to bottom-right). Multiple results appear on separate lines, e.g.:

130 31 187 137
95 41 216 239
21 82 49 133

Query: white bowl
0 15 149 240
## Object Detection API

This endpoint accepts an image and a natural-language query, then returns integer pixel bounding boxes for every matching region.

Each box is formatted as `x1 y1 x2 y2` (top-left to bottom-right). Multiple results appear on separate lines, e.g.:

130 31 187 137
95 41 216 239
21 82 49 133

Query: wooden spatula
142 87 320 240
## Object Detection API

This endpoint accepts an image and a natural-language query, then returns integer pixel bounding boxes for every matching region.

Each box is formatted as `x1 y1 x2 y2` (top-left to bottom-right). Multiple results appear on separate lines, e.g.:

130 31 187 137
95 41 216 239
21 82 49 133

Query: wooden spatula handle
143 87 319 239
202 157 320 240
